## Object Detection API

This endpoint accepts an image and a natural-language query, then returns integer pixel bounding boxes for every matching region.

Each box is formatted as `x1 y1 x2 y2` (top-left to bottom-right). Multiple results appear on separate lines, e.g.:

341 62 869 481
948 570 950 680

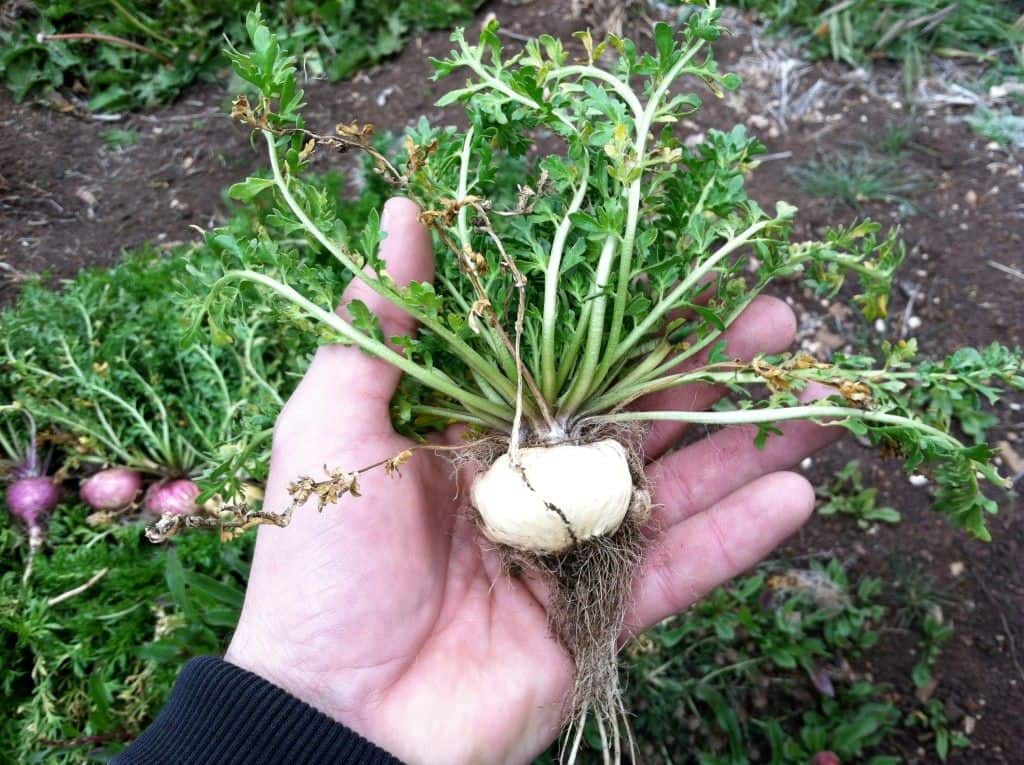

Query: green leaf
229 177 276 202
165 547 197 622
654 22 674 63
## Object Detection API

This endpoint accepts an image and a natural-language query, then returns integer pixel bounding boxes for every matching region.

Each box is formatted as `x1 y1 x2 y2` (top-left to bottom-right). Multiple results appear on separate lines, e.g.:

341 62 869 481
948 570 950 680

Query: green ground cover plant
967 106 1024 150
726 0 1023 89
0 0 484 111
0 171 371 762
788 150 923 210
0 509 252 763
816 460 901 529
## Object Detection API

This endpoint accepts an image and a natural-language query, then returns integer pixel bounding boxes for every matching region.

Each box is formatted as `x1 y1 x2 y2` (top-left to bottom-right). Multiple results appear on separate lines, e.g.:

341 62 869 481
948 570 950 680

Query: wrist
224 627 334 721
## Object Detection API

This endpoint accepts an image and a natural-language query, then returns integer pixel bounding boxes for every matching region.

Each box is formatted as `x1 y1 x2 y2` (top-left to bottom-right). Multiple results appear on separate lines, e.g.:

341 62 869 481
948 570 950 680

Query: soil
0 1 1021 763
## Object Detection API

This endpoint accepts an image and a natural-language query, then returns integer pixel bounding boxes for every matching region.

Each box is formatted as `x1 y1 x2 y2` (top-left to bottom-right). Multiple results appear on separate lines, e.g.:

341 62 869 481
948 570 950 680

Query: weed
873 120 919 157
888 559 954 631
817 460 902 529
906 699 970 762
728 0 1024 90
967 107 1024 151
100 128 141 149
789 151 923 209
0 1 484 111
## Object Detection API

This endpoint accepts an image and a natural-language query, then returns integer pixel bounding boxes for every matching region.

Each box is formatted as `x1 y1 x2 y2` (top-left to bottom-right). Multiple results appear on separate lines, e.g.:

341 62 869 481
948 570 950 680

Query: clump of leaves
904 342 1023 445
967 106 1024 151
0 0 484 111
210 7 1021 545
789 150 923 210
1 249 281 489
0 501 251 764
817 460 902 529
0 164 373 497
725 0 1024 90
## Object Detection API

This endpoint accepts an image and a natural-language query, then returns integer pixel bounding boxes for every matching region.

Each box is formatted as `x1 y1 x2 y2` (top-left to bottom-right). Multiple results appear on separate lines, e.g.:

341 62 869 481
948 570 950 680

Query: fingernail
381 197 409 230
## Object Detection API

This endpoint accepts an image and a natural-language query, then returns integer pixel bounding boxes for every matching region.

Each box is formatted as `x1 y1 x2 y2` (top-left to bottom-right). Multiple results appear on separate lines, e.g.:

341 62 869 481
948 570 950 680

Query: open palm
226 198 839 764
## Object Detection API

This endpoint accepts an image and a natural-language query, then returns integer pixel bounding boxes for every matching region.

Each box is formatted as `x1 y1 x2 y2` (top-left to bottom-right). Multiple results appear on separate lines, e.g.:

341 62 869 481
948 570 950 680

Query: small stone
964 716 977 735
75 187 98 207
815 328 845 351
684 132 706 148
909 474 928 487
800 457 813 470
907 316 922 330
949 561 965 577
748 113 771 129
965 190 978 206
997 440 1024 474
874 318 886 334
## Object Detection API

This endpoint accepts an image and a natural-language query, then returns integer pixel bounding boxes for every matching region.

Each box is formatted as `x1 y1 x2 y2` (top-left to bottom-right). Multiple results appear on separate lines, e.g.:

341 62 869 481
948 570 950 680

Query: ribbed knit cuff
113 656 403 765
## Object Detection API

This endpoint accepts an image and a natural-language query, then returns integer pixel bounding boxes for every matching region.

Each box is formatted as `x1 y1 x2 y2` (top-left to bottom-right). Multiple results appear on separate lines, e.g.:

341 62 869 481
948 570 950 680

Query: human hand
225 197 839 765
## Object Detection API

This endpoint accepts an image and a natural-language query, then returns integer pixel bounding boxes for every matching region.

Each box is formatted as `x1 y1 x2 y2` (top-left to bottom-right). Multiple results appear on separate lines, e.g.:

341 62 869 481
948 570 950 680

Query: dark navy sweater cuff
113 656 403 764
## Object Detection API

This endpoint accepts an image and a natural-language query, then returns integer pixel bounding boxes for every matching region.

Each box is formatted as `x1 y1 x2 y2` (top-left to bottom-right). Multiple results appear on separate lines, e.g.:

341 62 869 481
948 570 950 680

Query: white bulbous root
471 438 634 554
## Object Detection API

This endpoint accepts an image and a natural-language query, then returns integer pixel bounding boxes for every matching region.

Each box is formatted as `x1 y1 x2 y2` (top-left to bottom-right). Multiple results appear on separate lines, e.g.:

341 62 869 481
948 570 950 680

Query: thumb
289 197 435 434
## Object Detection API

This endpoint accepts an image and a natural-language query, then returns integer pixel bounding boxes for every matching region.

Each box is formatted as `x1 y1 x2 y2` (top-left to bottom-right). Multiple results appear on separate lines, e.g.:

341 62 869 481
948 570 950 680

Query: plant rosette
180 7 1023 760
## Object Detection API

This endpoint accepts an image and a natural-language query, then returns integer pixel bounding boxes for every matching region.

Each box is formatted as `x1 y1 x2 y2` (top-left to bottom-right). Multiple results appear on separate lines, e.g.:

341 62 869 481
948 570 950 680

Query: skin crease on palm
225 197 843 765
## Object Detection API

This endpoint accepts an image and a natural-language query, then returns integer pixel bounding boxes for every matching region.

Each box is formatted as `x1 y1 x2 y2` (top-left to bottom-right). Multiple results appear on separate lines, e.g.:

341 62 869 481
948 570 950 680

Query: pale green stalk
453 128 517 388
560 236 619 416
585 405 961 450
408 405 494 427
600 40 707 377
57 337 173 465
208 269 513 428
263 131 519 407
607 220 774 371
540 161 590 402
593 292 759 410
556 301 593 390
546 65 644 123
242 329 285 407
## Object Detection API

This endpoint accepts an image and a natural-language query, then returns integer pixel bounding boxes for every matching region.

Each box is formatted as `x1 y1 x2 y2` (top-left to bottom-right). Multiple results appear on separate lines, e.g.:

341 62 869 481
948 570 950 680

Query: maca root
469 425 652 763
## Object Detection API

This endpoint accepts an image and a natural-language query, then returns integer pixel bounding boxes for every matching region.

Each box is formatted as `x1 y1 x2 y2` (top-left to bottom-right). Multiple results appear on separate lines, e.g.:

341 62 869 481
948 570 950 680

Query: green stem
583 405 961 450
556 300 593 391
109 0 176 47
609 220 773 369
408 406 495 428
57 337 169 464
452 129 517 389
210 270 514 426
242 329 285 408
263 131 518 407
600 40 706 379
560 236 618 416
541 161 590 402
122 366 178 468
649 293 758 378
546 65 644 122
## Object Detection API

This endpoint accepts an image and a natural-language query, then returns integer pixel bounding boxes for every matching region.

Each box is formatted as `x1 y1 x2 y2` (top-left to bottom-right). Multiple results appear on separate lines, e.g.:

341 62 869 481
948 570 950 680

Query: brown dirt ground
0 2 1021 763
